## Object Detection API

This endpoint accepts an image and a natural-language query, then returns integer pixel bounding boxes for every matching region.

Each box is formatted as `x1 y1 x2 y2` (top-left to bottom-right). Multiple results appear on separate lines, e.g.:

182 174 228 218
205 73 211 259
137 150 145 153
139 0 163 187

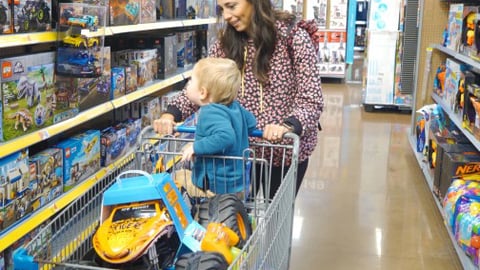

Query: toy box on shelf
446 3 464 52
443 58 466 114
28 148 63 212
100 126 127 167
111 66 125 100
53 75 80 124
110 0 140 25
458 5 480 60
464 73 480 140
157 0 174 20
186 0 215 18
140 0 156 23
177 30 195 68
12 0 52 33
55 130 100 192
56 2 106 78
0 52 56 142
0 0 13 34
0 149 30 233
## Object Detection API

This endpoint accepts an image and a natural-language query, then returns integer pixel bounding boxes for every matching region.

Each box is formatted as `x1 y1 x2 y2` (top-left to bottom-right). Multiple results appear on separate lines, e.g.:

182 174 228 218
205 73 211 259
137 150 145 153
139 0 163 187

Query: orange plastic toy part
92 200 173 264
200 222 240 264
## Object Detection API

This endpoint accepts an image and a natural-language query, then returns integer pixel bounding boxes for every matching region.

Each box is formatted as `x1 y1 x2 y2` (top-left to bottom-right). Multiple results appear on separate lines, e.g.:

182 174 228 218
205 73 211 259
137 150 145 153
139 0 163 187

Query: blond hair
194 57 241 105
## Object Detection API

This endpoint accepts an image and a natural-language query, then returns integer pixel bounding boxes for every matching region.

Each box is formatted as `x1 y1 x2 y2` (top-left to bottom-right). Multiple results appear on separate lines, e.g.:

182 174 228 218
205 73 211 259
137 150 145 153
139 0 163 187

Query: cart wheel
198 194 252 248
175 251 228 270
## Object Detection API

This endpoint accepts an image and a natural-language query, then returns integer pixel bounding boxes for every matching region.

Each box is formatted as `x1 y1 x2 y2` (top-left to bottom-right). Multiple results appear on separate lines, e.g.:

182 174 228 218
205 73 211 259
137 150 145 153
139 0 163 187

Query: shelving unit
409 6 480 265
0 18 216 256
407 134 478 270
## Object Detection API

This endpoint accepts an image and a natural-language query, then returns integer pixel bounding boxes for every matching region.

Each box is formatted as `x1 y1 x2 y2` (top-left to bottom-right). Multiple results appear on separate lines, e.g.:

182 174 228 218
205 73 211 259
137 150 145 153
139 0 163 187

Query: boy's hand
182 143 195 162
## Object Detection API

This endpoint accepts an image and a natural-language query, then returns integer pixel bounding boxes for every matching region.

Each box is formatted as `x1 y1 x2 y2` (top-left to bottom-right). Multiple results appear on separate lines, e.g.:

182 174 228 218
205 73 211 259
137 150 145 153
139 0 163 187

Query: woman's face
217 0 254 33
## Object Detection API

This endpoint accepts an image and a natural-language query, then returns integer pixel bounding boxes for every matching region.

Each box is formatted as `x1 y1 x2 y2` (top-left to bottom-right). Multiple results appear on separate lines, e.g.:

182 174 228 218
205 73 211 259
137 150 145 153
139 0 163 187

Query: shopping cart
13 126 299 270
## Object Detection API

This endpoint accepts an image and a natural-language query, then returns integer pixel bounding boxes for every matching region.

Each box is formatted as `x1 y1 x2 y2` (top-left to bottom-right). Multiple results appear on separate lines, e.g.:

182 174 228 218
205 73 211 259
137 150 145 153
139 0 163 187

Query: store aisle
289 83 462 269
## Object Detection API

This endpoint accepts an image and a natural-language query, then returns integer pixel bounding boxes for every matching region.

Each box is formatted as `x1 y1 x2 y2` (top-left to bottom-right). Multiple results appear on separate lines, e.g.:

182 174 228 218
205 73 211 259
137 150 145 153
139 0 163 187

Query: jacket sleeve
289 26 324 134
243 107 257 134
193 108 235 155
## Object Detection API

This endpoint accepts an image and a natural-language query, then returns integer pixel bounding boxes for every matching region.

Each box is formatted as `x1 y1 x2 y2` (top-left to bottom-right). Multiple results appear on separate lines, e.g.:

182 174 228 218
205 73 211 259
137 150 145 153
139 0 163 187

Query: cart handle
115 170 154 186
175 126 263 137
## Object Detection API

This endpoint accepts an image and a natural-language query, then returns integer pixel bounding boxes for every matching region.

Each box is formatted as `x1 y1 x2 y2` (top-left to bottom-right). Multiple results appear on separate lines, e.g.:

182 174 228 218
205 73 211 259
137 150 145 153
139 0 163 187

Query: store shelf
0 152 135 252
0 18 217 48
407 133 478 270
431 93 480 151
0 67 194 159
109 18 216 34
432 44 480 73
0 31 57 48
0 102 114 159
319 74 345 79
111 69 187 108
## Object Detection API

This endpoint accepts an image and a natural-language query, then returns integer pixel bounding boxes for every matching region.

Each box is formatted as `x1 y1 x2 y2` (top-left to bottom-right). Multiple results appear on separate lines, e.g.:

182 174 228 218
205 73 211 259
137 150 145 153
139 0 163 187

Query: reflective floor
289 83 462 269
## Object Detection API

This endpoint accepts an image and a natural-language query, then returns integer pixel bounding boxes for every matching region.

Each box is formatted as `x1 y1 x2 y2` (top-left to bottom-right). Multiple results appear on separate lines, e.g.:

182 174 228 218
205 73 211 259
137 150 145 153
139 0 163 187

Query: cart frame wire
13 131 299 270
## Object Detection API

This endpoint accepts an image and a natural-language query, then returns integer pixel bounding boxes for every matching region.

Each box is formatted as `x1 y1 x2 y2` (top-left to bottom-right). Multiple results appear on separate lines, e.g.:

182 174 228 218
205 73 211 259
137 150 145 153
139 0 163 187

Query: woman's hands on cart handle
153 113 176 135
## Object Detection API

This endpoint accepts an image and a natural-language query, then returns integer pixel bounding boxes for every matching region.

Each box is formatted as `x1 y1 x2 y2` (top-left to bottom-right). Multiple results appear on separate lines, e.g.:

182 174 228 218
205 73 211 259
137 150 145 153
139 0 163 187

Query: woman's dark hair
218 0 295 84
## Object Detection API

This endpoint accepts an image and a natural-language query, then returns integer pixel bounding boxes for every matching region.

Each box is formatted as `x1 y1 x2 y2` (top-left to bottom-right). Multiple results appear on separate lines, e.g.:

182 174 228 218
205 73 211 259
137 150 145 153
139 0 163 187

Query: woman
153 0 324 198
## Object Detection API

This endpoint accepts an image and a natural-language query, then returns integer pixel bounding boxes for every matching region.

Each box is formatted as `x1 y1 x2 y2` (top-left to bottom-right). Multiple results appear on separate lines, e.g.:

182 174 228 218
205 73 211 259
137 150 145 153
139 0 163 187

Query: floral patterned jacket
166 20 324 165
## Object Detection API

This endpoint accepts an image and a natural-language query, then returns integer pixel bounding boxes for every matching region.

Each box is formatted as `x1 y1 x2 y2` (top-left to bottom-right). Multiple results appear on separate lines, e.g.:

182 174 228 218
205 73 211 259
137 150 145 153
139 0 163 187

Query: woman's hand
153 113 176 135
263 124 292 142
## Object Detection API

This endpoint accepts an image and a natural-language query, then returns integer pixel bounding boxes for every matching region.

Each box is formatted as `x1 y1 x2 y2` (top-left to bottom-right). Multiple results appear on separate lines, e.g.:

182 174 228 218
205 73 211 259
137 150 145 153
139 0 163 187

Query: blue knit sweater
193 100 256 193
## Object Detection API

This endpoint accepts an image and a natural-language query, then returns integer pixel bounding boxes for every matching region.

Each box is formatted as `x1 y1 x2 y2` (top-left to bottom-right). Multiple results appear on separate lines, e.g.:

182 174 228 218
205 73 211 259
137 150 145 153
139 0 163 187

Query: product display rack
0 17 216 256
408 0 480 267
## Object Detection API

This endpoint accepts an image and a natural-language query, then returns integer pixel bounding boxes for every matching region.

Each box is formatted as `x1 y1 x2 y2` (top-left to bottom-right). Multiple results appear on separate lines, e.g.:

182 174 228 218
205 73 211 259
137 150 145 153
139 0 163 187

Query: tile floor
289 82 463 269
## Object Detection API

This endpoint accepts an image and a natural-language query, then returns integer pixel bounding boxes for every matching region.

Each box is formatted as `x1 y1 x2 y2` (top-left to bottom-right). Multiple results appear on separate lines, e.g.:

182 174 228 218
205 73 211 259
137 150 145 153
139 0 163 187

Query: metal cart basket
13 128 299 270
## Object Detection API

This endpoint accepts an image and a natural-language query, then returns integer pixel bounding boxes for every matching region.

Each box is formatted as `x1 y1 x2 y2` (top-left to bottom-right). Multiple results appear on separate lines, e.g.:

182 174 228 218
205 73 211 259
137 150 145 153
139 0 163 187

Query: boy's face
186 70 208 106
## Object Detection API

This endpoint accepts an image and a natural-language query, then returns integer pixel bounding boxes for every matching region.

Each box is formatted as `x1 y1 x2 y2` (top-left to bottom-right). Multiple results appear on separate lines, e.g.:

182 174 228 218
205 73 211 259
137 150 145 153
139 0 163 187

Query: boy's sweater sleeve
193 108 234 155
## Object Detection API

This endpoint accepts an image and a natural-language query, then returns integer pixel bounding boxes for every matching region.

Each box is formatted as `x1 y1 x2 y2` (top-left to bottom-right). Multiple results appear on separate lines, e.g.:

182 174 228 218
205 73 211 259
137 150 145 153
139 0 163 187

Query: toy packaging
443 58 464 112
140 0 156 23
53 75 80 124
0 149 29 233
0 0 13 34
12 0 52 33
55 129 101 191
433 61 447 97
459 6 480 59
124 64 137 94
157 0 174 20
328 0 347 29
110 0 140 25
111 66 125 100
153 35 178 79
437 152 480 200
28 148 63 212
177 31 194 68
176 0 186 18
78 47 111 111
0 52 56 142
100 126 127 167
446 3 464 51
57 2 106 78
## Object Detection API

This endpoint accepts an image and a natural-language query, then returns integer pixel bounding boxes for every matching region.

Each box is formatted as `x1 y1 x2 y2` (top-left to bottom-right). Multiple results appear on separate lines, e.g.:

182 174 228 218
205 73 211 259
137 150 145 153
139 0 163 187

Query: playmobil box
13 0 52 33
110 0 140 25
0 52 55 141
100 126 127 167
56 129 101 191
0 0 13 34
28 148 63 212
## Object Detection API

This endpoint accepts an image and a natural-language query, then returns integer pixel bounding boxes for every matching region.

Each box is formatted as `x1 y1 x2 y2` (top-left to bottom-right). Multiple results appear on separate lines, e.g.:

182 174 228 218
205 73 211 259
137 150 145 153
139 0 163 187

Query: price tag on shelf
38 130 50 140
